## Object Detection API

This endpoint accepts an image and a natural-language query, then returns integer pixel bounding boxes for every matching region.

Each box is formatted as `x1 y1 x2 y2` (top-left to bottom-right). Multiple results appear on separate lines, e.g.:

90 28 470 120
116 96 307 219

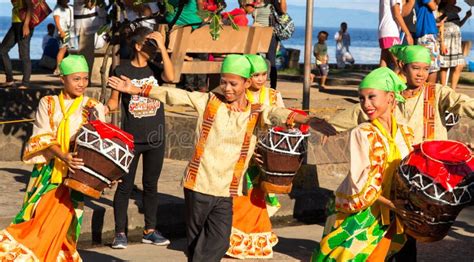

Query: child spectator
52 0 75 76
313 30 329 90
106 27 174 249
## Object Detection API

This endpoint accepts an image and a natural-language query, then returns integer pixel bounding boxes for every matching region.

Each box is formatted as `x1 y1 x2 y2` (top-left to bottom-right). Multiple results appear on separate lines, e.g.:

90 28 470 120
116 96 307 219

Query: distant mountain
287 6 379 30
286 5 474 32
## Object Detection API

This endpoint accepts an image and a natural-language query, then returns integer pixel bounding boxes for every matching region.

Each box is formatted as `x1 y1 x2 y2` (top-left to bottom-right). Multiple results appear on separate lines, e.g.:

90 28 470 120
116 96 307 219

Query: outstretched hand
108 75 140 95
308 117 338 136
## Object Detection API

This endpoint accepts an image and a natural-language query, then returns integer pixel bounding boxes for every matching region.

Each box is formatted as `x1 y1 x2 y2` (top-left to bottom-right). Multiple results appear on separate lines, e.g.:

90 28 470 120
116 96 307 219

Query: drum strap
423 83 436 140
229 104 261 196
51 93 84 184
184 94 221 190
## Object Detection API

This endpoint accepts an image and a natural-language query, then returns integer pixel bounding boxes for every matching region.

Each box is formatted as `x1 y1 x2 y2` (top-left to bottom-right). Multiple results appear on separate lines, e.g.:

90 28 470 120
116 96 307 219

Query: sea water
1 17 474 64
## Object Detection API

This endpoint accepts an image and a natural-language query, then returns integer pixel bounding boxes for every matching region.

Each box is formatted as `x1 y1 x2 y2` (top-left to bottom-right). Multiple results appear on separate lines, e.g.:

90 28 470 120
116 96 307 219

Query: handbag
19 0 52 29
270 5 295 41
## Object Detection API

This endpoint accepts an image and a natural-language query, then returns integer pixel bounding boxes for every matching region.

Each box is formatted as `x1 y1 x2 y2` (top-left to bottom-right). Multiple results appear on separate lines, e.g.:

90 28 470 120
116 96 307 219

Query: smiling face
359 88 394 121
61 72 89 99
220 73 251 102
402 62 430 88
250 71 267 90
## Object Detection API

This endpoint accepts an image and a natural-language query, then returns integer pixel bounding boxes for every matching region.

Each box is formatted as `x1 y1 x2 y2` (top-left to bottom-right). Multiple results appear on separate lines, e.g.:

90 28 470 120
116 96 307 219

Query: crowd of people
0 0 473 262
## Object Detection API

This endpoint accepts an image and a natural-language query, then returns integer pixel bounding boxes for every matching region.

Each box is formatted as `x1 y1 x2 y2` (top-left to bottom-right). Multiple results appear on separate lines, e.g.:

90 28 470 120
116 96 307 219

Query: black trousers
266 34 278 89
0 22 33 86
113 142 165 232
184 188 232 262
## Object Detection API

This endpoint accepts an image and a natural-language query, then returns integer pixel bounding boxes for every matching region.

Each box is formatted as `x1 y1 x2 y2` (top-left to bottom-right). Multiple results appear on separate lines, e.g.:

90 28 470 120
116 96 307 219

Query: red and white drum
394 140 474 242
258 122 310 194
64 120 135 199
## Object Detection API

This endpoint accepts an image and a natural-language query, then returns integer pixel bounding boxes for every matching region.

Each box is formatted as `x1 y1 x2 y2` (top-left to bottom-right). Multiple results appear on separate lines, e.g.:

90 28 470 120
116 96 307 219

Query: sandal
0 81 16 88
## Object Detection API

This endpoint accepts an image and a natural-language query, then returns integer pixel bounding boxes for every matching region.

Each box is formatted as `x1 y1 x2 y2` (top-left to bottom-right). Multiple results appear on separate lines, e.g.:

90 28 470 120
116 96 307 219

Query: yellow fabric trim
51 92 84 184
23 133 59 161
246 87 267 104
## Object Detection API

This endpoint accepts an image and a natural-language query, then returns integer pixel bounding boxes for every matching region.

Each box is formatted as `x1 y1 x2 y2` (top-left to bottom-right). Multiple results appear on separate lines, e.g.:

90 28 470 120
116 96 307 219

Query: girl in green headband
108 54 337 261
0 54 106 261
245 54 285 107
313 67 413 261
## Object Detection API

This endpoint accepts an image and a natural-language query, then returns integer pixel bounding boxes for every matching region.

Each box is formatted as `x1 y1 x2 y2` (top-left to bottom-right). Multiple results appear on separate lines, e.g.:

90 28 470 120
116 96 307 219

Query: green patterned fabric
311 200 405 262
12 161 84 243
244 165 280 208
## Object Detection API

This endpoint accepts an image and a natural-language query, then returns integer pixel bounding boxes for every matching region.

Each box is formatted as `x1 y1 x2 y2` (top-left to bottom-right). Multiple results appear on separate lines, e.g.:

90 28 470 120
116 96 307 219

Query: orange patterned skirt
0 186 81 262
226 188 278 259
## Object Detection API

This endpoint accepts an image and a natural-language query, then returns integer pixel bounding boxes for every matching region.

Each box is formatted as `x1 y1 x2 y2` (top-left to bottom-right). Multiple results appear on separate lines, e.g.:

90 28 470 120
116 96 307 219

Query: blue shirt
415 0 438 38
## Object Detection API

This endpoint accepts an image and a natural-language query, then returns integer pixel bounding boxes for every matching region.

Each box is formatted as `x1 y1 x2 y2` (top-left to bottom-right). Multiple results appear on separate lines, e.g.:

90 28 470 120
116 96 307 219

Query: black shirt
113 60 165 144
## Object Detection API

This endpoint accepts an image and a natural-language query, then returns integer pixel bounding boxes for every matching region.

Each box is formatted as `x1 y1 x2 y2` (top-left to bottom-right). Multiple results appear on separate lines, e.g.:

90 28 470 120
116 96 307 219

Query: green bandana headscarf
389 45 431 65
59 55 89 76
221 54 251 79
359 67 407 103
245 54 268 74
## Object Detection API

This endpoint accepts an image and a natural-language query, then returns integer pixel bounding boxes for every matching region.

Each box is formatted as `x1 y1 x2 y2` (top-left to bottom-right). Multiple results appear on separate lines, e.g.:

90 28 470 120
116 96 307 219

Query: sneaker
142 230 170 246
111 233 128 249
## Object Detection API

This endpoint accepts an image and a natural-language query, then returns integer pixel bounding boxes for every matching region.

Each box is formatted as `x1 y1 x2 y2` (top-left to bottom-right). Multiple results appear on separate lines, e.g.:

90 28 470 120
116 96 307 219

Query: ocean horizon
1 16 474 65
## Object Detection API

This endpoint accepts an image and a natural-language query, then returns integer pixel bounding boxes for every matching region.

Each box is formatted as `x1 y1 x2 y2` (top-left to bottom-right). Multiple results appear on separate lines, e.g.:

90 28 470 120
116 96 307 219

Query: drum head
420 140 472 164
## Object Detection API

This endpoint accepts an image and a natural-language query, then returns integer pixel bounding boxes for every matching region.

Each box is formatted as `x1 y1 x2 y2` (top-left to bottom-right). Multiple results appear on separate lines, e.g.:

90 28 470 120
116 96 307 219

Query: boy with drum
108 54 336 262
0 55 105 261
313 67 414 260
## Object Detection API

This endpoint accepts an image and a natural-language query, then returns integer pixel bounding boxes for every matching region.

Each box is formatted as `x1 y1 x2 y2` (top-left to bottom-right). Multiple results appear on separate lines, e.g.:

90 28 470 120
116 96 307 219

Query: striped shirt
253 4 272 26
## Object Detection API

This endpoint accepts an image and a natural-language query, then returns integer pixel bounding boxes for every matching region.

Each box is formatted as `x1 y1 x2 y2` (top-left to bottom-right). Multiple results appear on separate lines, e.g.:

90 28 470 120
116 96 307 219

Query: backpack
270 5 294 40
18 0 52 29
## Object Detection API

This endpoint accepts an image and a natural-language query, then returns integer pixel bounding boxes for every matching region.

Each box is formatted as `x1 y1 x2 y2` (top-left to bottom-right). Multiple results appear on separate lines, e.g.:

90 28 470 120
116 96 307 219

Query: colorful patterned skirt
0 162 83 262
312 200 405 262
226 166 279 259
440 22 465 68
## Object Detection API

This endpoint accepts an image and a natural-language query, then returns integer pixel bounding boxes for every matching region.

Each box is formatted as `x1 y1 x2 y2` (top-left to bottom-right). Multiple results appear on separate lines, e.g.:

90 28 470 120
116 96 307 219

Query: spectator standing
253 0 287 90
438 0 472 90
0 0 33 88
74 0 105 79
53 0 75 76
107 27 174 250
334 22 355 68
313 31 329 90
379 0 414 71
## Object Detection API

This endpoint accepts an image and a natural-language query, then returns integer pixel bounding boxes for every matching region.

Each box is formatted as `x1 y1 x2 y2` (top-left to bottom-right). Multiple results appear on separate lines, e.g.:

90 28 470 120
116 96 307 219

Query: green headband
245 54 268 74
221 54 251 79
359 67 407 103
59 55 89 76
389 45 431 65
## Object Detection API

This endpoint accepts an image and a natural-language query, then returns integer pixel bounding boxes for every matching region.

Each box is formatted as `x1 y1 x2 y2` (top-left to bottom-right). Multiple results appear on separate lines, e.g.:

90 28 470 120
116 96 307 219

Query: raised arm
147 32 174 82
108 75 208 110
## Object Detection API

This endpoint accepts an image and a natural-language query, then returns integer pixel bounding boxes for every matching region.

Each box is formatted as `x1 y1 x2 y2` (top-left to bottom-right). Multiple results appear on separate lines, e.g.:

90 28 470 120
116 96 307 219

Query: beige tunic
146 87 293 197
329 84 474 144
23 95 106 164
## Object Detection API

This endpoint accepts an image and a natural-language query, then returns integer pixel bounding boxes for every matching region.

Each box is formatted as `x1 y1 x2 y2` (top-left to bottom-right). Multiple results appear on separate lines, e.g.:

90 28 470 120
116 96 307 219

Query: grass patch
278 68 303 75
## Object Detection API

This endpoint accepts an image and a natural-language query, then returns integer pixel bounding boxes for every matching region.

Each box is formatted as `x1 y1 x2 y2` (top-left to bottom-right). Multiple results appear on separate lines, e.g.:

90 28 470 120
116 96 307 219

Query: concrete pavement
78 206 474 261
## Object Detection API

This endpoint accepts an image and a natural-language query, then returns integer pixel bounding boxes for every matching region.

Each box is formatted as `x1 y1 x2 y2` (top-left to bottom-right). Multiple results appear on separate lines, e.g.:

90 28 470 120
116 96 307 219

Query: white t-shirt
74 0 105 35
378 0 402 38
53 5 75 36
